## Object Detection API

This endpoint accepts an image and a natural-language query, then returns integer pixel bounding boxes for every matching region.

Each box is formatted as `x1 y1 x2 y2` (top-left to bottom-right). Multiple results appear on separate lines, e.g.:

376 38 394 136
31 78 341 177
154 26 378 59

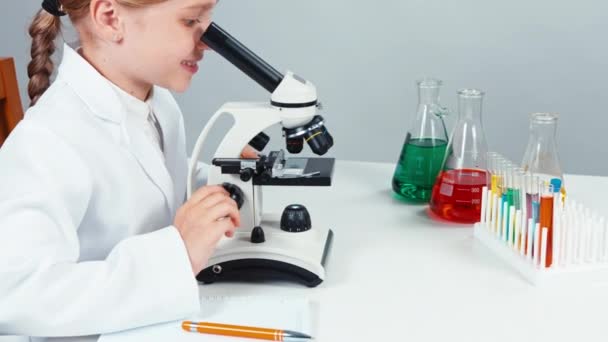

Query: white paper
98 296 314 342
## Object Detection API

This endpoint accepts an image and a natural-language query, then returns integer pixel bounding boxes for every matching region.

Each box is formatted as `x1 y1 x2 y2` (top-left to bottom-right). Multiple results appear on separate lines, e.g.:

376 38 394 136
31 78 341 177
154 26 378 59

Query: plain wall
1 0 607 175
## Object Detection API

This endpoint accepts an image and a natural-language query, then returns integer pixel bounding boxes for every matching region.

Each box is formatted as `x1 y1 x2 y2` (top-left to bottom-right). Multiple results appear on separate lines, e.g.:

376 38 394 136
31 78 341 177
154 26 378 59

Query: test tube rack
474 186 608 287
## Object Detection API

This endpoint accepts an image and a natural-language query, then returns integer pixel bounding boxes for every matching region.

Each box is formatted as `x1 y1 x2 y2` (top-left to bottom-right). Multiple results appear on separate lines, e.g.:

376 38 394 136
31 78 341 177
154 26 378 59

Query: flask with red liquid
430 89 490 223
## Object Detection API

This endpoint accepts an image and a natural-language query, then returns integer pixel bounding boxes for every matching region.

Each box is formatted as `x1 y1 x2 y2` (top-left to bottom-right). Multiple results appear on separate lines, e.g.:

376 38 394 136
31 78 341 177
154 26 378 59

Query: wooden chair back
0 57 25 147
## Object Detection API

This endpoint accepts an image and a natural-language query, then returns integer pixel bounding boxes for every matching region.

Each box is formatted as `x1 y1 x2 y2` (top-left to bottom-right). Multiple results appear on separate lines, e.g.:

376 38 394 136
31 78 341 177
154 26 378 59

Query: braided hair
26 0 167 106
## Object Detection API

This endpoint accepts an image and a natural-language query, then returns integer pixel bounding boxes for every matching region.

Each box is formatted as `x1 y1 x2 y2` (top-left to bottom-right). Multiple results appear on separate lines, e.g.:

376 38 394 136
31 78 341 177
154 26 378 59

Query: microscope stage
253 157 335 186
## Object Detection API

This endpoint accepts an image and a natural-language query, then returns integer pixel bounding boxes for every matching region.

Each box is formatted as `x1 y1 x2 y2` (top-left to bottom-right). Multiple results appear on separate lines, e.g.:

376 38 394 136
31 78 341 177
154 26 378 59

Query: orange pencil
182 321 313 341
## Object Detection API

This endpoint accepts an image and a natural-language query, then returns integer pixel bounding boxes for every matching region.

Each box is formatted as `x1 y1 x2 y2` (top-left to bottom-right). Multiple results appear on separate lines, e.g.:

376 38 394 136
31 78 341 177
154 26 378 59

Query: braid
27 9 61 107
26 0 169 107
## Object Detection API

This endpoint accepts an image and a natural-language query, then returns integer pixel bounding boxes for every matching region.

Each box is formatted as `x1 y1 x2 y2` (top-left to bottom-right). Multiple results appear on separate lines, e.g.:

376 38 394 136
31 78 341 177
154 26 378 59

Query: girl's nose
201 20 213 33
196 22 213 50
196 38 210 51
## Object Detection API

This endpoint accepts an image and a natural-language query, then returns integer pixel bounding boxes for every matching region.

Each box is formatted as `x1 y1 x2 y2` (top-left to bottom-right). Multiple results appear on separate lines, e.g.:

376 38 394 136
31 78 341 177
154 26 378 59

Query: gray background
1 0 607 175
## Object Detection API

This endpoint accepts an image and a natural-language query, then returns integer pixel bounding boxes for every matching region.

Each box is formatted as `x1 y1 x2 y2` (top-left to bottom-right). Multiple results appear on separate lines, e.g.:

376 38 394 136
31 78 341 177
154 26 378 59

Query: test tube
502 165 513 241
526 217 534 259
530 176 540 225
524 175 534 222
487 152 499 194
520 172 530 253
534 222 541 266
503 166 514 207
510 168 518 210
514 168 527 212
501 165 511 240
495 159 507 198
539 182 555 268
486 153 499 220
519 172 530 235
513 168 526 248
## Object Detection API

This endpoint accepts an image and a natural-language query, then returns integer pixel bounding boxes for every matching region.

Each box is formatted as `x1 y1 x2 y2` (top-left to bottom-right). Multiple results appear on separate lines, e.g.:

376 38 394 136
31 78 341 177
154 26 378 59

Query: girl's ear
89 0 124 43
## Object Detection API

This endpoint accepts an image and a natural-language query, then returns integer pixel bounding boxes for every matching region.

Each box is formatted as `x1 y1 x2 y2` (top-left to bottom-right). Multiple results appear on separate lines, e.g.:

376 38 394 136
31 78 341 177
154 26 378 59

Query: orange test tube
539 184 554 267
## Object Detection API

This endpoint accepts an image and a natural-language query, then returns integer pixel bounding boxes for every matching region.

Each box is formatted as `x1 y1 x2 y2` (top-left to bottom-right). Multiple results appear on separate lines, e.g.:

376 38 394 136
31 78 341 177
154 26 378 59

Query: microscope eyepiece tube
201 22 284 93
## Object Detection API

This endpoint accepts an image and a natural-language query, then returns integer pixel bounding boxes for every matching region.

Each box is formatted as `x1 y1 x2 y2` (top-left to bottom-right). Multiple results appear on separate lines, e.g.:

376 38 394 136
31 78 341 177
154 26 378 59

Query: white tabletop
9 160 604 342
197 160 608 342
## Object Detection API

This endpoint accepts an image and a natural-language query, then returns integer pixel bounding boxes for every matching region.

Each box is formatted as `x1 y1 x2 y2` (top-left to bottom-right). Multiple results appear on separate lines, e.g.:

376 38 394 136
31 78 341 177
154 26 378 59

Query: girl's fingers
202 201 240 227
182 185 229 212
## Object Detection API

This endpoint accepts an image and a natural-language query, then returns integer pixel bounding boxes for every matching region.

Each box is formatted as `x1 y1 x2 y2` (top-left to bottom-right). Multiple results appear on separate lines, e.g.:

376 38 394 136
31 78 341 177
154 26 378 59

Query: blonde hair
27 0 167 106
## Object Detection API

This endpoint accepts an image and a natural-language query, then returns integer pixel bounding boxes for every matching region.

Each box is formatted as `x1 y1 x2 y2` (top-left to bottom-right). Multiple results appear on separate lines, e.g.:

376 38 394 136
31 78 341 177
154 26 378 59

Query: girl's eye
185 19 201 27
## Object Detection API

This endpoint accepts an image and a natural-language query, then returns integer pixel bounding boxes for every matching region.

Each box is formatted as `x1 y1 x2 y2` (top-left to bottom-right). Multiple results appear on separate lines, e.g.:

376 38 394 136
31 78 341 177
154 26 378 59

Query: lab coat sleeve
0 121 200 337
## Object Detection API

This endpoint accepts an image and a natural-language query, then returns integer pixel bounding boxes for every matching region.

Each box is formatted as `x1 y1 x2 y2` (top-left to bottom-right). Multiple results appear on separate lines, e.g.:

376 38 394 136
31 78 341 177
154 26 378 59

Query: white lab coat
0 44 204 341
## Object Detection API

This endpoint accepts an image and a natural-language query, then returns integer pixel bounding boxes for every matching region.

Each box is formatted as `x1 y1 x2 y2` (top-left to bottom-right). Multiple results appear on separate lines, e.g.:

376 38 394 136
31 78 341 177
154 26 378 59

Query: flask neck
409 79 449 141
530 120 557 144
418 86 440 105
443 89 488 171
457 94 483 123
522 113 562 179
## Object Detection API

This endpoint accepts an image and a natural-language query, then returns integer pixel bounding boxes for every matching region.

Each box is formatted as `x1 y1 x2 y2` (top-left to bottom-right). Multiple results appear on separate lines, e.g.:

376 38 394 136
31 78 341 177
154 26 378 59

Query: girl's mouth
181 60 199 74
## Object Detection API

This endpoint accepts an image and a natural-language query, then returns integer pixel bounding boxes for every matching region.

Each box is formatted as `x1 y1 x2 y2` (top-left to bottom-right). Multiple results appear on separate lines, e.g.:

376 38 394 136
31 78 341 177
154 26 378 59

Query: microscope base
197 226 333 287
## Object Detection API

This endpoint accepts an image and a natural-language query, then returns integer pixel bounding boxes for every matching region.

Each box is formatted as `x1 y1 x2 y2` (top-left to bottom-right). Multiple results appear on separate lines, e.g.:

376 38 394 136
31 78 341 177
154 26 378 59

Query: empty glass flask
521 113 565 196
391 78 449 202
430 89 490 223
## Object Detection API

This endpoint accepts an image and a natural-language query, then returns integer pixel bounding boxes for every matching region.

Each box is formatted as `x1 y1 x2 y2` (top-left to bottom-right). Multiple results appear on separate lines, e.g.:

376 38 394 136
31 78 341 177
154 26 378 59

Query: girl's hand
240 145 259 159
173 185 241 275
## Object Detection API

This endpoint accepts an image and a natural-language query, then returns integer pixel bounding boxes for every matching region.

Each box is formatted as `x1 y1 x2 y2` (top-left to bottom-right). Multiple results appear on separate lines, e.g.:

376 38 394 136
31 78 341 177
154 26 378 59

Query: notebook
98 296 315 342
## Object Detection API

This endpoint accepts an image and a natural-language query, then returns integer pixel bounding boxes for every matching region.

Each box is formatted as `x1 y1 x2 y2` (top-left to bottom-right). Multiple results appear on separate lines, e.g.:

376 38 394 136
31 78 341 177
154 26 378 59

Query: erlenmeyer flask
392 78 449 202
430 89 490 223
521 113 565 196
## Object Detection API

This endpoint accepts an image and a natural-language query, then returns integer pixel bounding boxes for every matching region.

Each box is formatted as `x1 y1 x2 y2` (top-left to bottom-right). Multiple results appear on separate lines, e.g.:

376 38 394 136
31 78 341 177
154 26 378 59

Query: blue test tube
531 176 540 224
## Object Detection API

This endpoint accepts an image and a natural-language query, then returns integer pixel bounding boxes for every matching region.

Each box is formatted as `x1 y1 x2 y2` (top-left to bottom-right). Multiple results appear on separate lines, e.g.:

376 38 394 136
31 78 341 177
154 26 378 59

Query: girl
0 0 252 340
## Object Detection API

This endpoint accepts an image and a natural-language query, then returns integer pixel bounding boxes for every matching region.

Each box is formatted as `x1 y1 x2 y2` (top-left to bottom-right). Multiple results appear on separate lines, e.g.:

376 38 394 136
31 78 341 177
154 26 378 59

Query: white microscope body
187 23 334 287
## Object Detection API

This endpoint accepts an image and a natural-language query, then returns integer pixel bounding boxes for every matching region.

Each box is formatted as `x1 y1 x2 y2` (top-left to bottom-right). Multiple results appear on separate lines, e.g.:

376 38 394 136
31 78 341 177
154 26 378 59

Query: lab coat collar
57 43 125 124
57 43 176 215
108 81 153 125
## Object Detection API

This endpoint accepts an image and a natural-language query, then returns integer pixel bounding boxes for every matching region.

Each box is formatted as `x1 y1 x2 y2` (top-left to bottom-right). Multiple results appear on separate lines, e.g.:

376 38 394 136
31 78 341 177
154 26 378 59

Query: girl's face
110 0 216 93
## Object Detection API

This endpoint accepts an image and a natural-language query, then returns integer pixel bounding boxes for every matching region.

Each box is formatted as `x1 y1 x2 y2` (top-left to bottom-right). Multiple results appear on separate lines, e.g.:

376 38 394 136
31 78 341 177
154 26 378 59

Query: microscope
187 23 335 287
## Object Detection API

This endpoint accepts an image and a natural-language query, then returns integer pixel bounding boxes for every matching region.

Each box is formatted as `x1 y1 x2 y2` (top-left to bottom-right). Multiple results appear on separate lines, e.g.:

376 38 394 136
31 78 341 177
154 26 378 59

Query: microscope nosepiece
284 115 334 156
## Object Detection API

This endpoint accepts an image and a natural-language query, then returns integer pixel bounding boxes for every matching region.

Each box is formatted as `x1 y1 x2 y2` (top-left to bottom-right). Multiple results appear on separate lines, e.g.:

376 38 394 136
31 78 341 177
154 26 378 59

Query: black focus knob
240 168 254 182
280 204 311 232
222 182 244 209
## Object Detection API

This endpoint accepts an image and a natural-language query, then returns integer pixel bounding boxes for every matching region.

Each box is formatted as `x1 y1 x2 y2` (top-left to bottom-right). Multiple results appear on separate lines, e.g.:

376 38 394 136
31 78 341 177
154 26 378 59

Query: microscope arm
187 102 282 197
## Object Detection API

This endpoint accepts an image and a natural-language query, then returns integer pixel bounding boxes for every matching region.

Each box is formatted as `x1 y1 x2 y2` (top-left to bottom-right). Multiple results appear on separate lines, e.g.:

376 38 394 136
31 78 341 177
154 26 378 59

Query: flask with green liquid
392 78 449 202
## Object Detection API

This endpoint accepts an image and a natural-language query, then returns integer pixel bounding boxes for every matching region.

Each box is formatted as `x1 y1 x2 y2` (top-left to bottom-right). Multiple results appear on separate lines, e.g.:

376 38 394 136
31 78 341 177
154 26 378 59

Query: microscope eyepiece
201 22 284 93
201 23 333 156
284 115 334 156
